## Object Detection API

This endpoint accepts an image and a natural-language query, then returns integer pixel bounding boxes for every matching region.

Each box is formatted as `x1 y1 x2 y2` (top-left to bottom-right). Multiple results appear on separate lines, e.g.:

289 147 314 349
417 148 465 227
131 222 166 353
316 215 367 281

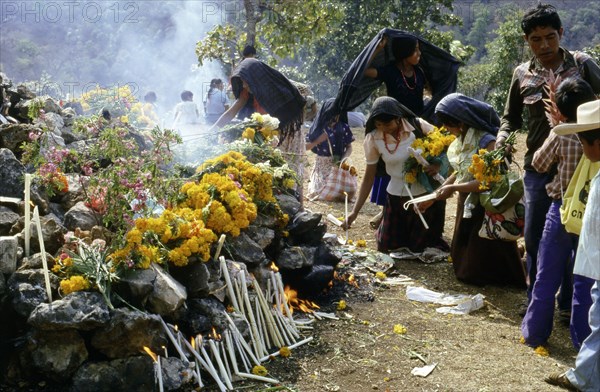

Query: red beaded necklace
401 67 417 90
384 129 402 154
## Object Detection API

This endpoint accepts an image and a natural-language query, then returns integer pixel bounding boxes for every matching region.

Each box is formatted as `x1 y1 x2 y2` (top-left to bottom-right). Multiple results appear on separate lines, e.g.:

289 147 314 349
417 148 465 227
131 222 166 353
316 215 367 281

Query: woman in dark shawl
433 93 526 288
211 58 307 199
342 97 448 253
305 99 355 200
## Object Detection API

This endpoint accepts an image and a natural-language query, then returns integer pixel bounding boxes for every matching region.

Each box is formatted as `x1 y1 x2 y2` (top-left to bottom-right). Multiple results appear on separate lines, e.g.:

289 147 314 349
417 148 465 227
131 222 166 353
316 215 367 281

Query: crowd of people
138 4 600 389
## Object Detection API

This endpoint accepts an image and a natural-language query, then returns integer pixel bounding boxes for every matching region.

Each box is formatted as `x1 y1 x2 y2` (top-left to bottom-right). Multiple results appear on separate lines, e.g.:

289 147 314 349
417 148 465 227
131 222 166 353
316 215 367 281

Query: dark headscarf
307 98 349 142
231 58 306 142
333 28 461 123
365 96 418 134
435 93 499 135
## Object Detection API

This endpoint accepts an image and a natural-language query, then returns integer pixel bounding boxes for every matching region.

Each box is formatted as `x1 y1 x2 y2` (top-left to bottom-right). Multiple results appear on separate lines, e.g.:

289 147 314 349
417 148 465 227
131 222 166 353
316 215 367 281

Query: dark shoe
545 372 580 391
558 309 571 327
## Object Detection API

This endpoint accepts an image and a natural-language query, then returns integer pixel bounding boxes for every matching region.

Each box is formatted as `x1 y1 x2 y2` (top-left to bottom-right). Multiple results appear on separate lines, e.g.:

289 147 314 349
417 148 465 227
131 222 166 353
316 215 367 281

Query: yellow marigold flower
347 239 354 245
448 256 453 263
51 264 62 273
120 115 129 123
394 324 407 335
356 239 367 247
279 346 291 358
250 113 264 123
375 271 387 280
242 127 255 140
252 365 268 377
283 178 295 189
405 171 417 184
519 336 526 344
126 228 143 245
337 300 347 311
60 275 91 295
534 346 549 357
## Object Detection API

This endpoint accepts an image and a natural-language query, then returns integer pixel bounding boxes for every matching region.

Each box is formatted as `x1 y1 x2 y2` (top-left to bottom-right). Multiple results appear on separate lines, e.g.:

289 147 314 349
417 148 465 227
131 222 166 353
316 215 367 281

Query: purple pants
523 170 553 301
521 200 581 347
572 274 594 350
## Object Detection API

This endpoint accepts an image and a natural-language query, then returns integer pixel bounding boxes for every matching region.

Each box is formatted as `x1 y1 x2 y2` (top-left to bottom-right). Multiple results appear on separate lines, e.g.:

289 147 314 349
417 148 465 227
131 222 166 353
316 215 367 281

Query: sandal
545 372 580 391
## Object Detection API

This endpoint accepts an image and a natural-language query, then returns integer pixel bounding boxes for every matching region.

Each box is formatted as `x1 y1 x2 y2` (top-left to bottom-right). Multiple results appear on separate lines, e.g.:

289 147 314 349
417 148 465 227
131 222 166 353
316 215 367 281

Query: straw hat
553 100 600 135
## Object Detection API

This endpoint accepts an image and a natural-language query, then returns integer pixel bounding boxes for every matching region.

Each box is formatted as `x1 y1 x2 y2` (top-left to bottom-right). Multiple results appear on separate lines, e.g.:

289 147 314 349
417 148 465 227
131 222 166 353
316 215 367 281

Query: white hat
553 100 600 135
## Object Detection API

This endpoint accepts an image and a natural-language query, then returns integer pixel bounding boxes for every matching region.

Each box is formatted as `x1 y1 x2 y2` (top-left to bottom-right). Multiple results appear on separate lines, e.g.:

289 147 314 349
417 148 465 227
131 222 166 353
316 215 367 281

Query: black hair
144 91 157 103
555 78 596 122
435 111 461 128
578 128 600 145
180 90 193 101
372 113 398 123
242 45 256 58
521 3 562 36
392 36 418 61
208 78 222 97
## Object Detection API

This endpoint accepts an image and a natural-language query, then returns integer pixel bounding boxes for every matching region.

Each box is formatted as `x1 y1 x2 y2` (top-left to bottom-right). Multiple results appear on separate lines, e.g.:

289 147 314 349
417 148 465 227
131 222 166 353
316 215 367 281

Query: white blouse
363 118 432 197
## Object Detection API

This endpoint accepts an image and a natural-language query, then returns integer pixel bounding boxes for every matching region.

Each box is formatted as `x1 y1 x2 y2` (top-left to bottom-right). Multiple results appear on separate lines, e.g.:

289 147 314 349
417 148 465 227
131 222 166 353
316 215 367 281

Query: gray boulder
225 232 267 267
29 329 87 381
8 269 59 317
0 235 18 274
63 201 99 231
91 308 167 359
70 356 155 392
146 263 187 316
0 148 25 198
28 291 110 331
0 206 20 235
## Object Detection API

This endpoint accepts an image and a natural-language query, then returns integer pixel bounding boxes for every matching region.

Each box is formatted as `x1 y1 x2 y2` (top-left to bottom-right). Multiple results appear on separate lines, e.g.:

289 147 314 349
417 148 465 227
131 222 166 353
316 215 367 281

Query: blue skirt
370 175 391 206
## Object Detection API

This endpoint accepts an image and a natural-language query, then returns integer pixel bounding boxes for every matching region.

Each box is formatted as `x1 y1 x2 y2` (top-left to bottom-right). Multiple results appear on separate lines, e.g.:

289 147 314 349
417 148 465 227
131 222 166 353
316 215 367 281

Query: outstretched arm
211 92 249 129
342 163 377 229
364 35 388 79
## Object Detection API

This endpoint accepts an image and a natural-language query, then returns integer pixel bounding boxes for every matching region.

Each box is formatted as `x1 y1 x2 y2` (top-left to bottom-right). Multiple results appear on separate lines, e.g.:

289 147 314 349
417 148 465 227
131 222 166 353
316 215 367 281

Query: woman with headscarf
210 58 307 200
305 98 355 200
364 35 432 229
342 97 448 253
433 93 526 287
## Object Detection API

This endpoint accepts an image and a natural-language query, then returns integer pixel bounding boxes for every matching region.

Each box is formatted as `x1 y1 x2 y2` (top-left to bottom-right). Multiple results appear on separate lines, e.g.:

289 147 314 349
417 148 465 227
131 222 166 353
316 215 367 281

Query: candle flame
282 285 320 314
190 337 196 350
209 327 222 340
335 271 359 288
269 261 279 272
143 346 158 362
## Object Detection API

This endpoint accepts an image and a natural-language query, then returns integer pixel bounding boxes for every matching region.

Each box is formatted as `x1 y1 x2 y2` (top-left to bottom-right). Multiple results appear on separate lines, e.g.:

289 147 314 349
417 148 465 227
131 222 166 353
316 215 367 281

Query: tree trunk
244 0 259 47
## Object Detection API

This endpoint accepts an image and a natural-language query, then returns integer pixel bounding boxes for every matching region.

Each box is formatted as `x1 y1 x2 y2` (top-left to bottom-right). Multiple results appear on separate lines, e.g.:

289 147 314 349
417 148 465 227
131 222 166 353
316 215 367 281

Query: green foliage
195 0 342 70
458 7 526 113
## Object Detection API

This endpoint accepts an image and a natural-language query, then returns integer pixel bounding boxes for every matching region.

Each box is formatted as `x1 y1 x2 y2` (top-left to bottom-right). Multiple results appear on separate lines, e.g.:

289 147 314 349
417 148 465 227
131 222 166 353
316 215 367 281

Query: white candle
209 339 233 390
24 174 31 256
404 184 429 229
156 356 164 392
343 191 349 243
32 206 52 302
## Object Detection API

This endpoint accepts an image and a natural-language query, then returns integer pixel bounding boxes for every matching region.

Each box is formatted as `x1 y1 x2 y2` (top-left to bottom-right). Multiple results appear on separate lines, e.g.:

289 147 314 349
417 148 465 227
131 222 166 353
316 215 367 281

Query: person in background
342 96 448 253
204 78 229 125
498 3 600 312
433 93 526 288
172 90 200 140
210 58 306 202
364 35 432 230
347 111 367 128
521 78 597 351
305 98 354 199
238 45 258 120
545 100 600 392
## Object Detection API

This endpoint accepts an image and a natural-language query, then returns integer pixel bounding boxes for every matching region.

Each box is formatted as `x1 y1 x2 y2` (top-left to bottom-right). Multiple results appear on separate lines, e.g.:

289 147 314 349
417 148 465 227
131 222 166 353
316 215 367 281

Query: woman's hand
416 200 434 212
436 185 455 200
341 211 358 230
377 35 388 51
424 163 441 176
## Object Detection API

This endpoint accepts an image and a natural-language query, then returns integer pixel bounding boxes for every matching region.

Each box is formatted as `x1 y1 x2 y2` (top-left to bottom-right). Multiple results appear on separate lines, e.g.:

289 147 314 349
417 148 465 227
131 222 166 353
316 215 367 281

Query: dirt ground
247 131 577 392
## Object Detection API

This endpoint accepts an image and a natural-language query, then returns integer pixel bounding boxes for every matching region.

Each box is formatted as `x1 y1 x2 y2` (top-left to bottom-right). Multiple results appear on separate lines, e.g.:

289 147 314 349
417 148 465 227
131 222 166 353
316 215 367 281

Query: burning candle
143 347 164 392
343 191 349 243
24 174 31 256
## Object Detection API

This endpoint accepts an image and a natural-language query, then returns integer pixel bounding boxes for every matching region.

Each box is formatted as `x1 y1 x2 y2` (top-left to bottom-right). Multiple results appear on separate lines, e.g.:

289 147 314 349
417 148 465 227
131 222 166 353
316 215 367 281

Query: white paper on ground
411 363 437 377
406 286 485 315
